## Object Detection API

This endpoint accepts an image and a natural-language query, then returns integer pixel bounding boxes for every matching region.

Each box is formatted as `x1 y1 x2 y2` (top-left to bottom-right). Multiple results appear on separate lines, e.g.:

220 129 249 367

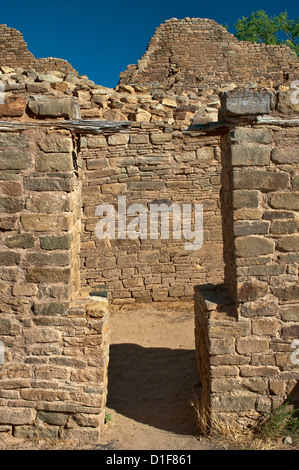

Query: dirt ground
0 302 297 451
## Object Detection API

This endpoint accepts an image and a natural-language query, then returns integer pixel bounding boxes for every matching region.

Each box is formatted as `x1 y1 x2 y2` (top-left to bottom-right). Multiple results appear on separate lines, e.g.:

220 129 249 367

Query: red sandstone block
0 96 27 117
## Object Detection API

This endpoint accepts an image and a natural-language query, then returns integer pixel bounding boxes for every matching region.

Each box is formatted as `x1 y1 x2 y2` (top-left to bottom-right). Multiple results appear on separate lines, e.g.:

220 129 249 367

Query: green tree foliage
235 10 299 55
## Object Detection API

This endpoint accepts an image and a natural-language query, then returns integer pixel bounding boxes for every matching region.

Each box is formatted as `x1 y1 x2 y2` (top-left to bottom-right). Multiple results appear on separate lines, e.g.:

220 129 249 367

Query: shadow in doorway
106 343 199 436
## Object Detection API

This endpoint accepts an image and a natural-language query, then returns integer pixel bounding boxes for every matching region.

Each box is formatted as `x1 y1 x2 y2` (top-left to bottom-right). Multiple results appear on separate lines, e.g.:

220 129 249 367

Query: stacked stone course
194 88 299 430
0 18 298 442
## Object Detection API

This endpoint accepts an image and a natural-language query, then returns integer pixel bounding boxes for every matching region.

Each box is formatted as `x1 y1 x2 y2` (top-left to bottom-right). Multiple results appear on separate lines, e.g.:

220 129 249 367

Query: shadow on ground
106 343 200 436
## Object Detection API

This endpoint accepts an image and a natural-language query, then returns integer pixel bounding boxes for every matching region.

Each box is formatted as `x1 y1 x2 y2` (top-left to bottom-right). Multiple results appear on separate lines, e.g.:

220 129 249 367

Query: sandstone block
26 267 71 283
234 221 269 237
236 337 269 354
0 251 21 266
40 234 73 250
0 132 29 148
229 127 273 144
273 284 299 301
211 395 257 412
277 234 299 252
269 193 299 211
21 214 71 231
0 197 23 213
232 190 259 209
252 318 281 336
0 318 21 335
231 143 271 166
233 170 289 191
107 134 129 146
276 91 299 114
24 327 62 344
28 98 76 119
5 233 35 249
235 236 275 257
24 176 74 192
0 149 31 170
272 148 299 164
0 96 27 117
150 133 172 144
237 280 269 301
221 89 271 116
35 153 73 172
0 408 36 425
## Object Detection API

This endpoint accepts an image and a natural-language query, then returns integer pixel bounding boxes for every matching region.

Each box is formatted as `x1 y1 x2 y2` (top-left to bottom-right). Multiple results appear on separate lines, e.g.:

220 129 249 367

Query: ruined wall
80 123 223 303
0 124 109 442
0 25 75 74
194 89 299 430
120 18 299 93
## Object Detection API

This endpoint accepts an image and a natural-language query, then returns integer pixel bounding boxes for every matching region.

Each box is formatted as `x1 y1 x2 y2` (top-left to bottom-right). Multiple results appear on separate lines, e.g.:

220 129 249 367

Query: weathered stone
28 98 76 118
35 153 73 172
237 280 269 301
0 96 27 117
229 127 273 144
272 284 299 301
269 193 299 211
150 133 172 144
24 327 62 343
26 267 71 283
281 305 299 322
221 89 271 116
0 149 31 170
236 337 269 354
0 197 23 213
235 236 275 257
211 395 257 411
196 147 214 162
231 143 271 166
252 318 281 336
0 408 36 425
277 235 299 252
24 176 74 192
282 325 299 339
107 134 129 146
5 233 35 249
233 169 290 191
21 214 71 232
276 91 299 114
0 251 21 266
0 132 29 148
232 190 259 209
37 411 68 426
272 148 299 164
37 137 72 153
233 221 269 236
0 318 21 335
40 234 73 251
26 82 52 93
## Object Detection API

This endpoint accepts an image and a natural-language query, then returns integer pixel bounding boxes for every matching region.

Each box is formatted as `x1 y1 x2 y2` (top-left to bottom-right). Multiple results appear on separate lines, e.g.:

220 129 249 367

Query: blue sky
1 0 298 88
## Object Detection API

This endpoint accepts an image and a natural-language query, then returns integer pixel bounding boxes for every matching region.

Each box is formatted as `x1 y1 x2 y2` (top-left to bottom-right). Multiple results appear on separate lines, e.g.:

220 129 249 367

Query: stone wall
0 25 75 74
194 89 299 430
120 18 299 93
0 124 109 442
80 123 224 303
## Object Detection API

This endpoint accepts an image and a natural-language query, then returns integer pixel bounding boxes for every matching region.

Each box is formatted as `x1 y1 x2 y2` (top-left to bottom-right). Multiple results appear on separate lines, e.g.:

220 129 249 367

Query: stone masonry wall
194 89 299 430
0 125 109 442
79 123 224 303
0 25 75 74
120 18 299 93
